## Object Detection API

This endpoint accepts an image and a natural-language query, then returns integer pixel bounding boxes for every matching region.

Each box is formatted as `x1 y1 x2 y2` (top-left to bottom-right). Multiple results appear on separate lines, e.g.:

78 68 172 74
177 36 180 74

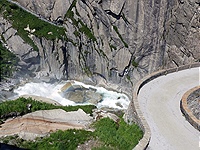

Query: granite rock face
0 0 199 86
165 0 200 67
14 0 72 22
0 17 40 79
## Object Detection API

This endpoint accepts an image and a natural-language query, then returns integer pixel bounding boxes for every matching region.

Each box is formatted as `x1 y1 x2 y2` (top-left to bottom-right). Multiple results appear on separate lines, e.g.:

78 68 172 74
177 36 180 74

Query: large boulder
0 109 93 140
60 81 102 104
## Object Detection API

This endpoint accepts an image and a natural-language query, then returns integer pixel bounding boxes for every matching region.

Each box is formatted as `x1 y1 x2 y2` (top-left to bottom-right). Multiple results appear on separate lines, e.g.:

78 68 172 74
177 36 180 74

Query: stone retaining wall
180 86 200 131
124 63 200 150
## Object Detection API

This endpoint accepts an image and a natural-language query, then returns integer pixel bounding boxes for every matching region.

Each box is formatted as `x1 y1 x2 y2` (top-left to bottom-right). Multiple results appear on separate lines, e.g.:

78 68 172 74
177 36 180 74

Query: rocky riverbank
0 79 130 142
0 109 93 140
0 97 129 149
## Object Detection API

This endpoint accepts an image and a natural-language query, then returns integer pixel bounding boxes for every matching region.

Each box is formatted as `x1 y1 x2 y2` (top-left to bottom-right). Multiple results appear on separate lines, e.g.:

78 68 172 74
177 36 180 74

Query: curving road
138 67 199 150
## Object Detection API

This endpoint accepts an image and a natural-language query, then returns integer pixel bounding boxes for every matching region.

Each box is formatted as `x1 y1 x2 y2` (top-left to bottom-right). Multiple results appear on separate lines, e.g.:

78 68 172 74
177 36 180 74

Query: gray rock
1 0 199 87
93 109 120 123
61 84 102 104
0 109 93 140
84 90 102 104
64 90 85 103
15 0 72 22
0 91 15 100
0 16 40 79
165 0 200 67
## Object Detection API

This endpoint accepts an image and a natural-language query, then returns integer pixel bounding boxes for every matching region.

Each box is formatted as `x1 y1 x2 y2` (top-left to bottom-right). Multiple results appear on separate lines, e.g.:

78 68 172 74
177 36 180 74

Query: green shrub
19 129 94 150
132 60 138 67
65 0 77 19
0 42 19 81
113 26 128 48
64 0 96 41
0 97 96 118
93 117 143 150
79 20 96 41
0 117 143 150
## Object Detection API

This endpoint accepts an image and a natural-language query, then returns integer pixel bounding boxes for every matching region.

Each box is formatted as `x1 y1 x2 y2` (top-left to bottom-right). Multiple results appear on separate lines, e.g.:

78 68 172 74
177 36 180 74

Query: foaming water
14 82 75 105
13 81 130 109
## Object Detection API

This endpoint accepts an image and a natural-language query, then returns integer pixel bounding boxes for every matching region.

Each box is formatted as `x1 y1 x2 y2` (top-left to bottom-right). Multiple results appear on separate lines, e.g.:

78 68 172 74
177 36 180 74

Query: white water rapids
12 81 130 110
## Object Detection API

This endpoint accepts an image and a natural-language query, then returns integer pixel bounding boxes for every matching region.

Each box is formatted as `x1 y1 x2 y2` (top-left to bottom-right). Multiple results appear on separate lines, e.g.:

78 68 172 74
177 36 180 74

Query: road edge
124 63 200 150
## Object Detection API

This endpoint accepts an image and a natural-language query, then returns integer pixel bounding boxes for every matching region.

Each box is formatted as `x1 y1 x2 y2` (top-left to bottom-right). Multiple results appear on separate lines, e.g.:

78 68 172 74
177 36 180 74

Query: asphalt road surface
138 67 199 150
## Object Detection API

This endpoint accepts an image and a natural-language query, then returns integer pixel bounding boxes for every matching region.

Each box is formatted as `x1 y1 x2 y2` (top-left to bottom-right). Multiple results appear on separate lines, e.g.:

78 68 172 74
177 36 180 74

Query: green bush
65 0 77 19
20 129 94 150
0 97 96 118
79 20 96 41
93 117 143 150
132 60 138 67
0 42 19 81
64 0 96 41
113 26 128 48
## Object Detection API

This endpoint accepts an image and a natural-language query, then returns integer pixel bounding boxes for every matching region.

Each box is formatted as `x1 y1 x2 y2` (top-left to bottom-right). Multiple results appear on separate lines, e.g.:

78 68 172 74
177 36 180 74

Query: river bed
11 80 130 110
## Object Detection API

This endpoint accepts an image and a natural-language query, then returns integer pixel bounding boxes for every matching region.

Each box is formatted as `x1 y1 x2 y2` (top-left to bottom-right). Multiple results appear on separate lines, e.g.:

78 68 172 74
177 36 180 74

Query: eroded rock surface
0 17 40 79
165 0 200 67
0 0 199 88
14 0 71 22
0 109 93 140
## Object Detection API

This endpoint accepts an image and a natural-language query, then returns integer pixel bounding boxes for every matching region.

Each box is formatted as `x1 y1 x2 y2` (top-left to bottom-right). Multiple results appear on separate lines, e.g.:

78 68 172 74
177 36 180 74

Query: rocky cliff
0 0 199 87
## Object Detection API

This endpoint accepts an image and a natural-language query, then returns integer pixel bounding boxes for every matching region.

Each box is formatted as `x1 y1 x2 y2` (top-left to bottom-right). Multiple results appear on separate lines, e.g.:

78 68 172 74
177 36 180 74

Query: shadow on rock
0 143 27 150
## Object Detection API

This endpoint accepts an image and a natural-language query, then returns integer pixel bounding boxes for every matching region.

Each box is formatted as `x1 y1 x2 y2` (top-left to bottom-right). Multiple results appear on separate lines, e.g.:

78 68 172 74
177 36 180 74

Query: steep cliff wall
165 0 200 67
1 0 199 86
0 16 66 81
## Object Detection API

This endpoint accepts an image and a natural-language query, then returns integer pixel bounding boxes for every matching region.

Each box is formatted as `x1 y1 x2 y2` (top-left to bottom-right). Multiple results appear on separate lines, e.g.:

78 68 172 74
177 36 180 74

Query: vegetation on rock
0 98 143 150
92 117 143 149
0 117 143 150
0 0 66 51
109 44 117 51
132 60 139 68
0 129 93 150
0 42 19 81
0 97 96 118
113 26 128 48
64 0 96 41
22 129 94 150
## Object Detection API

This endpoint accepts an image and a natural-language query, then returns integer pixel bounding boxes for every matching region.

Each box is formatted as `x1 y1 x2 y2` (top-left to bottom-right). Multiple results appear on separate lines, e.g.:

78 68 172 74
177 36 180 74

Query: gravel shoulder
138 67 199 150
